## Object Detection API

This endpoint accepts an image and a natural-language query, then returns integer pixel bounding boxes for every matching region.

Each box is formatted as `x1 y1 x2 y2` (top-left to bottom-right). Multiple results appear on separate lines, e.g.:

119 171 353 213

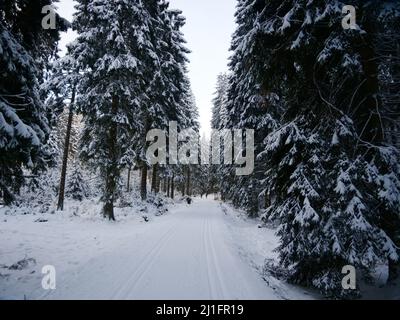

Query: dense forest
210 0 400 297
1 0 200 218
1 0 399 299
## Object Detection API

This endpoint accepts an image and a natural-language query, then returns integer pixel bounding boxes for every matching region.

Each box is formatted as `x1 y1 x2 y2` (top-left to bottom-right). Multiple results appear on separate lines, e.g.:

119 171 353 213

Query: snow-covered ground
0 197 313 300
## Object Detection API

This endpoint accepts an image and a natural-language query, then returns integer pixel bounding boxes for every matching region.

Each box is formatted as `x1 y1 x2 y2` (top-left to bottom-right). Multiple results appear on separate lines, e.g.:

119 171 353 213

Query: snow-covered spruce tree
43 52 83 210
70 0 157 220
377 5 400 150
210 73 234 202
66 162 88 201
155 8 198 200
162 12 199 200
376 6 400 281
179 78 200 197
221 0 280 216
211 73 229 131
226 0 400 296
136 2 195 201
0 1 68 204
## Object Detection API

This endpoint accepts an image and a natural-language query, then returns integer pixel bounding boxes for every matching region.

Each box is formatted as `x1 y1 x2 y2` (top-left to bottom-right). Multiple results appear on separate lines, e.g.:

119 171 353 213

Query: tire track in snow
202 217 214 299
204 218 226 299
111 223 178 299
207 217 229 299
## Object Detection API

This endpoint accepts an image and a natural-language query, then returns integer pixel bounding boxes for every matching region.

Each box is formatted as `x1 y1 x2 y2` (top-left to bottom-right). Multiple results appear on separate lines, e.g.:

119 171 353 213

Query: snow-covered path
35 198 280 300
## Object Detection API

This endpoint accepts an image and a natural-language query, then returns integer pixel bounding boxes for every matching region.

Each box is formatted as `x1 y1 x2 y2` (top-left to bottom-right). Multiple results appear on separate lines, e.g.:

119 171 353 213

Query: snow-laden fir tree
66 162 88 201
210 73 235 202
219 0 281 216
224 0 400 296
138 2 195 200
0 1 68 204
43 52 83 210
68 0 158 220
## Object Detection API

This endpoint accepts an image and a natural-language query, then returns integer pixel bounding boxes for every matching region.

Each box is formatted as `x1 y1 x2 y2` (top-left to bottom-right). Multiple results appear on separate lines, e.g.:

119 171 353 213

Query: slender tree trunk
127 167 131 193
388 258 400 283
139 115 150 201
57 86 76 211
151 164 158 193
171 175 175 199
103 95 119 221
156 174 161 193
264 192 270 209
140 165 148 201
353 15 383 147
167 178 170 197
186 166 191 197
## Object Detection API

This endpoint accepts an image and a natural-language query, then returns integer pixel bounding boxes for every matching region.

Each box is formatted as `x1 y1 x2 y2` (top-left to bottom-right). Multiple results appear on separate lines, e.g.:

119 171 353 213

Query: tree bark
151 164 158 193
353 14 383 147
103 95 118 221
186 166 191 197
156 174 161 193
57 85 76 211
388 258 400 284
127 167 131 193
167 178 170 197
170 175 175 199
140 165 148 201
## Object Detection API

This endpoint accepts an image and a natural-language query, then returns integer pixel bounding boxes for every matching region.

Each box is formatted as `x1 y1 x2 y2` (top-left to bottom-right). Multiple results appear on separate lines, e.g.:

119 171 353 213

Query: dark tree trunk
151 164 158 193
57 86 76 211
167 178 170 197
264 192 270 209
127 167 131 193
103 95 119 221
156 174 161 193
388 258 400 284
186 166 191 197
353 14 383 147
171 175 175 199
141 165 148 201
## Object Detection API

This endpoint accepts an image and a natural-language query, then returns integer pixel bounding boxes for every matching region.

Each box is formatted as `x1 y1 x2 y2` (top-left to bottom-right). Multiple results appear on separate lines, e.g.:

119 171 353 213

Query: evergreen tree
0 0 68 204
137 1 194 201
66 162 88 201
225 0 400 296
70 0 157 220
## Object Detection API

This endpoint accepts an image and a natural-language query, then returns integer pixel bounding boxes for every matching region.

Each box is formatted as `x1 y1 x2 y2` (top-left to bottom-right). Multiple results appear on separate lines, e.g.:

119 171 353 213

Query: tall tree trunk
126 167 131 193
170 175 175 199
139 115 150 201
141 165 148 201
388 258 400 284
103 95 118 221
353 14 383 147
151 164 158 193
57 86 76 211
156 174 161 193
264 192 270 210
186 166 191 197
167 178 170 197
163 179 167 193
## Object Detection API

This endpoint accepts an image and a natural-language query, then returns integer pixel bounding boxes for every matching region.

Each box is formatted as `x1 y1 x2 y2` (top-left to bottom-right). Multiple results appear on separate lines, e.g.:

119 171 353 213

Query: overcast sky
56 0 237 136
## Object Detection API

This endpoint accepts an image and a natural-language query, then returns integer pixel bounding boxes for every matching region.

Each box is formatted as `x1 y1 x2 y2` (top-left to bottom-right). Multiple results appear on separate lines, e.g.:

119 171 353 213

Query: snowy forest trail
34 199 282 300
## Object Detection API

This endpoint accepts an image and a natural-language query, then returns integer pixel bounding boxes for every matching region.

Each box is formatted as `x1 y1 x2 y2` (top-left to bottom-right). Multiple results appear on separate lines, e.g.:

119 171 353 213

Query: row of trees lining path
209 0 400 298
1 0 399 299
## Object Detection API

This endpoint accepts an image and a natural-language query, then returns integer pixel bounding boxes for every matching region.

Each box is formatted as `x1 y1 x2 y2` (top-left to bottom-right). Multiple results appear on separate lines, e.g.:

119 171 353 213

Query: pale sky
56 0 237 136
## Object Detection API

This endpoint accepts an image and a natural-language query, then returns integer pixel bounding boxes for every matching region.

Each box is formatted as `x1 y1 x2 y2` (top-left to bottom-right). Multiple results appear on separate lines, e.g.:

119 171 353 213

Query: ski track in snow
1 198 311 300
